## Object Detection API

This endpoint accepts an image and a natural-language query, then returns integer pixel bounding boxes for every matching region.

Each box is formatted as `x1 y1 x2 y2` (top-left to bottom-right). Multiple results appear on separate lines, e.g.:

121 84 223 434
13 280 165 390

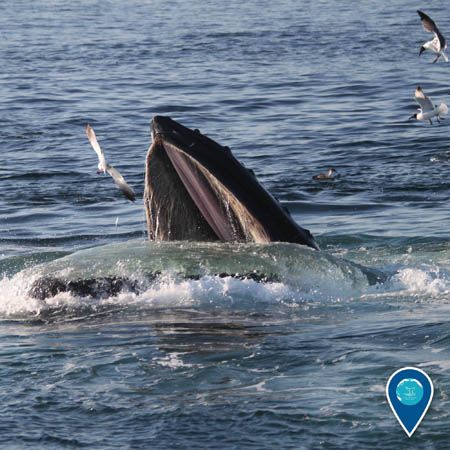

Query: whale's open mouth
145 116 318 250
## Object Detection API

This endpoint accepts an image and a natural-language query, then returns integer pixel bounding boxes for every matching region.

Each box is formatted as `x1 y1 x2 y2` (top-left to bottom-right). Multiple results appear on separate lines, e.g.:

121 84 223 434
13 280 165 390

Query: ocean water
2 0 450 447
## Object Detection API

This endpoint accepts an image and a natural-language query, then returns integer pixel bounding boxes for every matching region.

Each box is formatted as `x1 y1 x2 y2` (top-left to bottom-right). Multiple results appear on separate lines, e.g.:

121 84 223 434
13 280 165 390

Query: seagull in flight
408 86 448 125
417 10 448 63
86 124 136 202
312 168 338 180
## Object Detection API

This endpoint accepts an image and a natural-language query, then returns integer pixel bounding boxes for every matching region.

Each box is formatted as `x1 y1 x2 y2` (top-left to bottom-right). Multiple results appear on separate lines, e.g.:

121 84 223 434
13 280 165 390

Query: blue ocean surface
2 0 450 448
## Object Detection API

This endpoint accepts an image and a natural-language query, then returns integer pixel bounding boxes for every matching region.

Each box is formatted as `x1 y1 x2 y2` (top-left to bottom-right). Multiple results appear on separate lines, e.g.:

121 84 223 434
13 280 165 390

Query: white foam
418 360 450 371
245 380 267 392
431 347 446 354
0 272 43 317
0 266 367 321
152 352 194 369
362 264 450 302
115 275 299 311
368 384 385 393
390 266 450 296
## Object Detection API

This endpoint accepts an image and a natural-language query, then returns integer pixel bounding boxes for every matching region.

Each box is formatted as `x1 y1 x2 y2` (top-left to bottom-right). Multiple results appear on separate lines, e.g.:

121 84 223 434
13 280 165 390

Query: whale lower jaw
29 273 280 301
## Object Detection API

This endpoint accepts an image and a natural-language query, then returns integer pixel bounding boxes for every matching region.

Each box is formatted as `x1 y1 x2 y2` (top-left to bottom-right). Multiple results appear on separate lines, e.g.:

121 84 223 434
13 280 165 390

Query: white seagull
408 86 448 125
86 124 136 202
417 10 448 63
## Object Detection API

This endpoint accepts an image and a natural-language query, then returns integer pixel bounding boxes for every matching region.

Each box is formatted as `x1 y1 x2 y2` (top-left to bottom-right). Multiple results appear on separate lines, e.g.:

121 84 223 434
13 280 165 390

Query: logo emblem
386 367 433 437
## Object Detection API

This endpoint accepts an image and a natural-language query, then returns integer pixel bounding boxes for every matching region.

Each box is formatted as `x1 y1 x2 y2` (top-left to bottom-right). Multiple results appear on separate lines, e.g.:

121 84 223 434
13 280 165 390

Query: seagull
417 10 448 63
86 124 136 202
408 86 448 125
312 168 337 180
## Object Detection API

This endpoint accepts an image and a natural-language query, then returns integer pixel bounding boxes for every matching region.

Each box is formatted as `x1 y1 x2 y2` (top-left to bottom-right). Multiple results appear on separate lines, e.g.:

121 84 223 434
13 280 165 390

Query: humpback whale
145 116 318 249
29 117 325 300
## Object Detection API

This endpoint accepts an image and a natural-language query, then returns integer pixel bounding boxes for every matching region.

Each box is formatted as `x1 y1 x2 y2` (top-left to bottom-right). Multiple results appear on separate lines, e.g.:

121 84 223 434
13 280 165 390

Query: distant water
2 0 450 448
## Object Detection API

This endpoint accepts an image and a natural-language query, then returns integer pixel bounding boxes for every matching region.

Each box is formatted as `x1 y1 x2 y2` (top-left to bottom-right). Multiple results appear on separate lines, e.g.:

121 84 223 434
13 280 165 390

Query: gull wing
418 10 438 33
417 10 445 51
107 166 136 202
414 87 434 112
437 30 446 51
86 124 107 171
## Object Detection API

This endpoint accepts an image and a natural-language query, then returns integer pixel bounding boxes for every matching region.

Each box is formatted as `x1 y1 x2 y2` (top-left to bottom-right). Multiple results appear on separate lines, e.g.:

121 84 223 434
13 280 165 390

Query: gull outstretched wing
107 166 136 202
414 87 434 112
86 124 107 172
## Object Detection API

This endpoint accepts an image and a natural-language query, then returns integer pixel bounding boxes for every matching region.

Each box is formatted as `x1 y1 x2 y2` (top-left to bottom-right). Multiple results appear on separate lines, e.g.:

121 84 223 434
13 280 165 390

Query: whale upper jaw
145 116 318 250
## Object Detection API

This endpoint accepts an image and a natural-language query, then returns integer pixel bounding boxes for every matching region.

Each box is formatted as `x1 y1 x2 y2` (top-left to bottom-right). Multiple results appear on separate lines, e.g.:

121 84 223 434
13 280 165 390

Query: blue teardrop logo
386 367 433 437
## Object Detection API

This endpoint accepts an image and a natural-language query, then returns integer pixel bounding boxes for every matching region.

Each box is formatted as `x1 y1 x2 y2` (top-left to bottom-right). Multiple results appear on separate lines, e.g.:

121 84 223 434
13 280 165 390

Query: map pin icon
386 367 433 437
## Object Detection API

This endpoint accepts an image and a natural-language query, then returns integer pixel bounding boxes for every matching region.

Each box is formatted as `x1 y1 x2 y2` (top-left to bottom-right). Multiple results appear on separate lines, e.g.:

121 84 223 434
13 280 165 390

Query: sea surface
2 0 450 448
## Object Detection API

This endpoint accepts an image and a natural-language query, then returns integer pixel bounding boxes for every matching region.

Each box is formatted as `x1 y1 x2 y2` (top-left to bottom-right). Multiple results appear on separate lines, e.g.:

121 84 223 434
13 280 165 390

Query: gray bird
86 124 136 202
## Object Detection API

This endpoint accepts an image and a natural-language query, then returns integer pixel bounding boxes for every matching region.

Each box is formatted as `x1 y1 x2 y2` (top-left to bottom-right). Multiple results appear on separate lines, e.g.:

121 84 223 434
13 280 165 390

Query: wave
3 239 450 322
366 266 450 300
0 240 371 320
